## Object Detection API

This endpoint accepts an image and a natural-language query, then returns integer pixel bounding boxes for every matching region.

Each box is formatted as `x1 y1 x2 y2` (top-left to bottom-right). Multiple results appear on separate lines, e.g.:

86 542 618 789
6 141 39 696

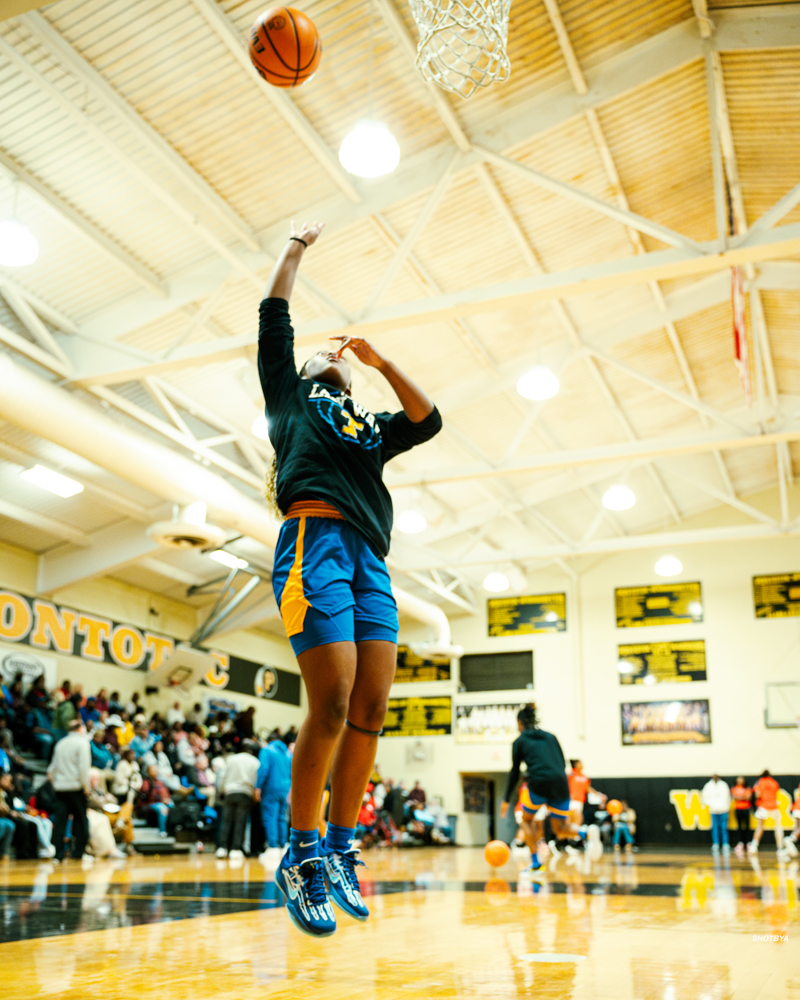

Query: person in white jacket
702 774 731 855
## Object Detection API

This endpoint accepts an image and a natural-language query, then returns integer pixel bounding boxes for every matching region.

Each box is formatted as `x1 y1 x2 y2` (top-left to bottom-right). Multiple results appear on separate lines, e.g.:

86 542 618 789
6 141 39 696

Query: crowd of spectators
0 671 451 861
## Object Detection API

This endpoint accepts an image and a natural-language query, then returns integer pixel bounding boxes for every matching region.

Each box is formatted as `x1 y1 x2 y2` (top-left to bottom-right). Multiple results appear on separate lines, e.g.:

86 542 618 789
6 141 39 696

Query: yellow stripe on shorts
280 516 312 638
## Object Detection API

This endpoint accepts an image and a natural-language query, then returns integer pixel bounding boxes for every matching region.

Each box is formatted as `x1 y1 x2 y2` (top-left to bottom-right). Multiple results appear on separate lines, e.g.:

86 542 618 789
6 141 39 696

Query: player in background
781 779 800 858
568 759 606 827
500 705 601 869
731 776 753 858
748 769 787 859
258 222 442 937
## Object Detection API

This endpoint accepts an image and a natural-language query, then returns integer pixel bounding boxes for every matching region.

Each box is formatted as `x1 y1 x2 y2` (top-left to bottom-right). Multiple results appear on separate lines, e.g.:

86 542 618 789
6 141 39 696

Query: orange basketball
607 798 623 816
249 7 322 88
484 839 510 868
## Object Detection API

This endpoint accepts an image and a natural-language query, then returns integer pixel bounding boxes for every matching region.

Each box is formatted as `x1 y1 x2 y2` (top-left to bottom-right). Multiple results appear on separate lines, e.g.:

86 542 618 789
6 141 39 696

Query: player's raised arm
330 336 434 423
264 220 325 303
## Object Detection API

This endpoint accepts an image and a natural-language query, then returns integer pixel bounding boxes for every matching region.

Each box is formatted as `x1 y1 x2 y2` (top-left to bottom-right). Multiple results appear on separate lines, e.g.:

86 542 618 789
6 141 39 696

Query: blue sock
289 828 320 863
324 822 356 854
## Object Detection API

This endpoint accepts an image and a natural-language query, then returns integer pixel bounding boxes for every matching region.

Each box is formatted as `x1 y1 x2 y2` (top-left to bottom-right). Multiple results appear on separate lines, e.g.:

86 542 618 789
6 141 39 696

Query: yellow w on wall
669 790 710 830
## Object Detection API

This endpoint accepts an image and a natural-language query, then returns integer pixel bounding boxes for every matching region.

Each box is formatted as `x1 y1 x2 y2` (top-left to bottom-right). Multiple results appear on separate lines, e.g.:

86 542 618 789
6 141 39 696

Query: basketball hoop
408 0 512 99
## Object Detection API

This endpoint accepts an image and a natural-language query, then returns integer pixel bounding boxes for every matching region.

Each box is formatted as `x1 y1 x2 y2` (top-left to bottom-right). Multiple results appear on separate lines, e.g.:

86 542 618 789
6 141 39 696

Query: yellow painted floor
0 846 797 999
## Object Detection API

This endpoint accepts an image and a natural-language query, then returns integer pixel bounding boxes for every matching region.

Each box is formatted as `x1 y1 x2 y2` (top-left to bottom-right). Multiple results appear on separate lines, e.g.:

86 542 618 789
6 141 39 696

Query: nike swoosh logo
298 841 317 848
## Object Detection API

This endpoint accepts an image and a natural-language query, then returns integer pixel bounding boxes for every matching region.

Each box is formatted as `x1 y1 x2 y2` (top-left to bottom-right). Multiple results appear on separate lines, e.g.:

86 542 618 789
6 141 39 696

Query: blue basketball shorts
520 778 571 819
272 511 399 657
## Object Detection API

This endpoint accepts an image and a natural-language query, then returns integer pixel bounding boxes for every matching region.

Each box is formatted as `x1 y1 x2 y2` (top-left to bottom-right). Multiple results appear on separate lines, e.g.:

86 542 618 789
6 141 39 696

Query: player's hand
499 801 509 819
330 336 387 369
290 219 325 246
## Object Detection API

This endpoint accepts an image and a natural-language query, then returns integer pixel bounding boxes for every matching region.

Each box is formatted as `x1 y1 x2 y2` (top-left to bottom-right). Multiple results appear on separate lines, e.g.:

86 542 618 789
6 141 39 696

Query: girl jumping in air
258 221 442 937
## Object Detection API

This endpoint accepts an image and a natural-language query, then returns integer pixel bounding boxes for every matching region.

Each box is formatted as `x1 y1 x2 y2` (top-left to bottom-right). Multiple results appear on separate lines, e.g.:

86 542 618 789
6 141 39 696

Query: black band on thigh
345 718 383 736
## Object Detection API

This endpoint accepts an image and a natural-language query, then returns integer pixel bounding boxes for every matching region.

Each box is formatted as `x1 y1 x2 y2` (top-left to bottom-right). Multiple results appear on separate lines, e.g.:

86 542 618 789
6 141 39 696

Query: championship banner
621 699 711 745
753 573 800 618
382 696 452 737
617 640 707 685
615 582 703 628
0 588 300 706
394 645 451 682
487 593 566 636
455 703 524 743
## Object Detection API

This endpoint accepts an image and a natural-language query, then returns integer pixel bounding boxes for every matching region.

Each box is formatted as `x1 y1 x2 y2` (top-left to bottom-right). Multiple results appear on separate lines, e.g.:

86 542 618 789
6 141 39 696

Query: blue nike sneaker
323 848 369 921
275 852 337 938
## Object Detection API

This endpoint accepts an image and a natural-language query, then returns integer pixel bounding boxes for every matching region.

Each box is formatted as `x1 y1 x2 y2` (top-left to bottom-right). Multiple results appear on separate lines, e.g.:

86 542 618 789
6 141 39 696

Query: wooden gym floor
0 846 797 999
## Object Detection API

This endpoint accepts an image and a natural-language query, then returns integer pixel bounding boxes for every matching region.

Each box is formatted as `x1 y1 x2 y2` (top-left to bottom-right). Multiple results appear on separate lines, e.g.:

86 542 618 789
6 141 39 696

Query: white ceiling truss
0 1 799 636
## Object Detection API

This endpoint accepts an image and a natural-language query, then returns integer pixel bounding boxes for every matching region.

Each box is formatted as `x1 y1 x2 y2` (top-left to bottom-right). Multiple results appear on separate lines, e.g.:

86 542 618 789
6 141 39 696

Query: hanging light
339 120 400 178
602 484 636 511
0 218 38 267
516 366 559 401
396 509 427 534
20 464 83 498
208 550 248 570
483 571 509 593
654 555 682 577
251 414 270 440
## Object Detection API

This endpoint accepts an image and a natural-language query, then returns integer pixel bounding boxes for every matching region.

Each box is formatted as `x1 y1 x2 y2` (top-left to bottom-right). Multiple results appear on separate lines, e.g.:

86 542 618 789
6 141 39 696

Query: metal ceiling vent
148 500 227 551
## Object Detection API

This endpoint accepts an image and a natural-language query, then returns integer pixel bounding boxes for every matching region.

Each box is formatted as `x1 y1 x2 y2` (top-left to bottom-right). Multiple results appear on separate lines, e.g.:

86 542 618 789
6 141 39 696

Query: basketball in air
248 7 322 88
606 798 623 816
484 839 510 868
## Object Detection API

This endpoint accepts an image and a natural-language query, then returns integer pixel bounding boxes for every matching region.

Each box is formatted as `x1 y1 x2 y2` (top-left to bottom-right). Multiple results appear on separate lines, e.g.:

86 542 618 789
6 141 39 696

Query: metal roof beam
0 147 167 297
0 497 90 547
189 0 361 204
396 521 800 572
542 0 588 95
0 319 71 378
386 421 800 488
22 10 261 252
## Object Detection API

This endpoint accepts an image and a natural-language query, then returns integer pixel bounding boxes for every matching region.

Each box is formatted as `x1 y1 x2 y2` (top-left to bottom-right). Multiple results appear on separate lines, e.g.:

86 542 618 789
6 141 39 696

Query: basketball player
748 769 786 858
568 759 606 826
258 221 442 937
500 705 600 868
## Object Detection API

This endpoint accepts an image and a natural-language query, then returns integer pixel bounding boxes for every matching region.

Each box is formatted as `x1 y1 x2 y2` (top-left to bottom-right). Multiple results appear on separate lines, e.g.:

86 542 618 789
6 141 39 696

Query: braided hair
517 703 539 730
263 454 285 522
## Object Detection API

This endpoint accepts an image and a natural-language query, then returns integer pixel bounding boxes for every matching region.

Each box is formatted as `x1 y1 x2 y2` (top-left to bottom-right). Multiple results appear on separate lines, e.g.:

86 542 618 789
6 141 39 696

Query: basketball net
408 0 512 99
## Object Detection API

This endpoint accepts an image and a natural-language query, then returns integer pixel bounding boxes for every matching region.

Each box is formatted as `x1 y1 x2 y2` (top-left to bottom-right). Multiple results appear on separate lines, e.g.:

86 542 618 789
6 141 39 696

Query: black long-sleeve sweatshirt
503 727 567 803
258 298 442 558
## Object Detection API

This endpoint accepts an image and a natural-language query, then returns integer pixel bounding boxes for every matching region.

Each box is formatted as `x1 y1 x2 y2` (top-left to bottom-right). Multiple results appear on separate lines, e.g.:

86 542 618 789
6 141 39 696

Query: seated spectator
130 721 156 759
125 692 142 718
104 714 123 754
408 781 426 808
90 725 115 773
87 770 130 857
0 778 17 860
233 706 256 741
116 711 135 747
141 740 193 797
174 727 199 785
186 703 205 727
137 764 174 837
59 679 72 699
282 726 298 747
612 800 637 855
167 701 185 727
108 691 124 716
111 748 142 802
94 688 109 715
25 702 55 761
80 697 101 727
53 692 80 742
0 772 55 858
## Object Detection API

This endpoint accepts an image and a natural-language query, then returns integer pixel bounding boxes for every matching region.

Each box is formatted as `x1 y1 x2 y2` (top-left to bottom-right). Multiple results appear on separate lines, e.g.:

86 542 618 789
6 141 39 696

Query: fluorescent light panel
208 550 248 570
19 465 84 498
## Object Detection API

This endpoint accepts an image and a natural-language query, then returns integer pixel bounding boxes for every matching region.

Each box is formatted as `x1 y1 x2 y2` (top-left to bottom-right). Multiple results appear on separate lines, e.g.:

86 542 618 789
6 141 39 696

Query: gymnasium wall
0 540 305 733
377 532 800 844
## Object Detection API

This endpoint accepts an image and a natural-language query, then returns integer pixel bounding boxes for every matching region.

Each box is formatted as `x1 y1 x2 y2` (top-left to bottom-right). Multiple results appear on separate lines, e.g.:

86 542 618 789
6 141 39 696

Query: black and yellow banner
618 640 707 685
488 593 566 636
615 582 703 628
382 696 452 737
0 588 299 705
753 573 800 618
394 645 451 683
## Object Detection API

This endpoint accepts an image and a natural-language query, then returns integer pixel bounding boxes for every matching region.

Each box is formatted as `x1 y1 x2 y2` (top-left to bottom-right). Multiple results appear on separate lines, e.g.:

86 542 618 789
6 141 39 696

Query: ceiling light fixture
483 571 509 593
338 14 399 178
396 510 427 534
0 218 39 267
208 550 248 570
602 484 636 511
516 366 559 401
654 555 682 577
19 464 83 498
251 414 270 440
